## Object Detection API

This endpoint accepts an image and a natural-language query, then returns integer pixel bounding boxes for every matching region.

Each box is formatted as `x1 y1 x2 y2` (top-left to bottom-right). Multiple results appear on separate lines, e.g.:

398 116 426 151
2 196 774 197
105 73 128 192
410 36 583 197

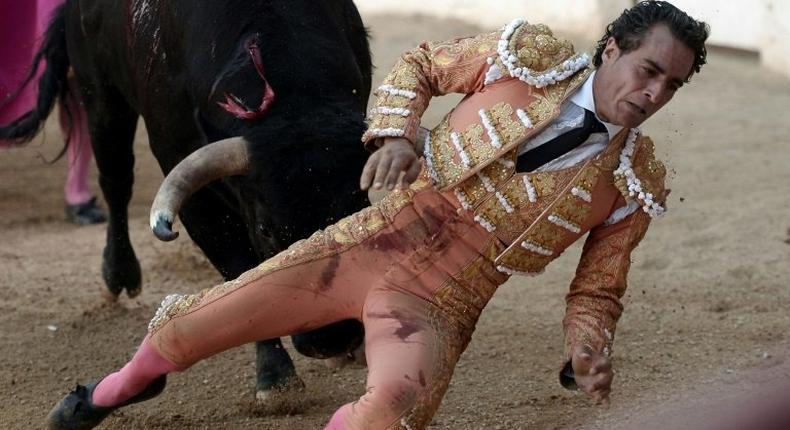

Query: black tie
516 109 607 172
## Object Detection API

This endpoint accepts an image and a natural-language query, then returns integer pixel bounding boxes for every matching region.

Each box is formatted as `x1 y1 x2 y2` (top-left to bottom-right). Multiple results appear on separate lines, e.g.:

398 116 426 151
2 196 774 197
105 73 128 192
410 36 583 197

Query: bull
0 0 373 400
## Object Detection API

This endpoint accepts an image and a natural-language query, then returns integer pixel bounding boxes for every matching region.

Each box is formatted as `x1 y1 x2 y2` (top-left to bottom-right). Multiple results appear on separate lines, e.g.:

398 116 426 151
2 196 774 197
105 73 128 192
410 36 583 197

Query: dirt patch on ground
1 14 789 430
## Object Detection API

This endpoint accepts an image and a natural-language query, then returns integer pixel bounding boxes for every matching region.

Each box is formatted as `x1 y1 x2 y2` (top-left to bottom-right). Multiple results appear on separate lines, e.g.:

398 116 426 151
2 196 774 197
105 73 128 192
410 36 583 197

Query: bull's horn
149 136 250 241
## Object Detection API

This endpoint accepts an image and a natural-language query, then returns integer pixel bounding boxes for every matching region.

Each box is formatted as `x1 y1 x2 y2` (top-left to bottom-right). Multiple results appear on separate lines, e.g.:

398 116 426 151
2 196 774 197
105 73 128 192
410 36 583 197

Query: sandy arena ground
1 13 789 430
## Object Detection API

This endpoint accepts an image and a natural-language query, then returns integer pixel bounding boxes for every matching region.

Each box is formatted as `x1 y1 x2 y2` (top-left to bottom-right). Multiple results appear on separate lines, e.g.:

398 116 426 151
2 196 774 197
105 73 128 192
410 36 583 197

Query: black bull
0 0 374 397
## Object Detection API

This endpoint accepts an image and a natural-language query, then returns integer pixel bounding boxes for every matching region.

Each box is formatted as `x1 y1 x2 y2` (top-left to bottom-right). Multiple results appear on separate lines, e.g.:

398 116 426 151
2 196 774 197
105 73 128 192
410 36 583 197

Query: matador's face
593 24 695 128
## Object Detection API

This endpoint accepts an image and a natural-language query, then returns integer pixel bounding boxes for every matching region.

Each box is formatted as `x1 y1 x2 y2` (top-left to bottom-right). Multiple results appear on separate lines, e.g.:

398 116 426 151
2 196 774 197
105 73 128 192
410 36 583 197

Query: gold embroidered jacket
363 20 667 379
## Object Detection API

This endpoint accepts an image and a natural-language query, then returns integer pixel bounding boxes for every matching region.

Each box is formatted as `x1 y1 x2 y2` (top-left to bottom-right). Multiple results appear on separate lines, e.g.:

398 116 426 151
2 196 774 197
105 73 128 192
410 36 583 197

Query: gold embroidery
529 23 553 36
458 175 488 207
535 34 560 55
567 68 590 93
516 46 540 70
563 211 652 360
497 246 553 274
430 118 466 187
477 199 523 239
482 152 516 184
395 241 505 430
526 97 556 127
489 102 527 143
427 31 500 67
374 95 411 109
553 194 591 226
369 114 408 130
575 165 601 194
505 23 576 74
384 60 420 88
526 218 567 250
460 124 494 166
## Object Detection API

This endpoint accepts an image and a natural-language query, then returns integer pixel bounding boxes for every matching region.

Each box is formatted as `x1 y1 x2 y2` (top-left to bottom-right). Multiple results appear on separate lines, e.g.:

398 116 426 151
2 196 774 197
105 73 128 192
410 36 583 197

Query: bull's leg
254 339 302 399
81 84 141 298
254 319 365 400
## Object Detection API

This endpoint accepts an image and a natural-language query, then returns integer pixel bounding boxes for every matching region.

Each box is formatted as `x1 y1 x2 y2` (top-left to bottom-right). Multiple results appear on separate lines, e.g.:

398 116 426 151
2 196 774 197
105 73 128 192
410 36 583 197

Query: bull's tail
0 4 70 143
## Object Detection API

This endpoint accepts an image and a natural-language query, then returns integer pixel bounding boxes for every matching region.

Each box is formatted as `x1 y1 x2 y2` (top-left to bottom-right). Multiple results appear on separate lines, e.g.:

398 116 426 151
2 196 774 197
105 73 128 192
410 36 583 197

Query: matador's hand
571 345 614 406
360 137 421 191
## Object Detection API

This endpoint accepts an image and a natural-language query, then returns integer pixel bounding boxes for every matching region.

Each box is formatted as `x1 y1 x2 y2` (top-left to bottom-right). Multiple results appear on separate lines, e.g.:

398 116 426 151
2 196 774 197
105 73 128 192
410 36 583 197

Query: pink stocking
60 78 93 206
324 404 351 430
92 336 184 407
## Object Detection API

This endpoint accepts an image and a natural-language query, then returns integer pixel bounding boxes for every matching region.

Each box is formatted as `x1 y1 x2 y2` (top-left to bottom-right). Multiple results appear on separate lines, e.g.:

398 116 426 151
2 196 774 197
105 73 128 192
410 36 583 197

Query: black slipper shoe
47 375 167 430
65 197 107 225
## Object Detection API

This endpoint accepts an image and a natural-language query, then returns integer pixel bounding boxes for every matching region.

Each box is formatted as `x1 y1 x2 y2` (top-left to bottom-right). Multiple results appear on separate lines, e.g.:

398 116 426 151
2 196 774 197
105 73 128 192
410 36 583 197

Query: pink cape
0 0 64 147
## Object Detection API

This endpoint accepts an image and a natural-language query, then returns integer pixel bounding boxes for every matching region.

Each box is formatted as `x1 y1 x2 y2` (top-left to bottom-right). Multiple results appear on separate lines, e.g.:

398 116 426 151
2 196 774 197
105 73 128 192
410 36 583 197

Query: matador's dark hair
593 1 710 81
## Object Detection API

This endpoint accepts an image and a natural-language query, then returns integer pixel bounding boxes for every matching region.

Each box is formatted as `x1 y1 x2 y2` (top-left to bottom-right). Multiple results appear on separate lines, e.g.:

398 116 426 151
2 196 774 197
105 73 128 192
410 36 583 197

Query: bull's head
149 106 370 250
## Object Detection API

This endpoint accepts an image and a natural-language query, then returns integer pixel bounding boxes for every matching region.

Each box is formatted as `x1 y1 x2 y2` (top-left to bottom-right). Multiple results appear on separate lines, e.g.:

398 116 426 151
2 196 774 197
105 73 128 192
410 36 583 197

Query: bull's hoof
99 288 121 303
255 376 305 403
126 285 142 298
47 376 166 430
101 249 142 301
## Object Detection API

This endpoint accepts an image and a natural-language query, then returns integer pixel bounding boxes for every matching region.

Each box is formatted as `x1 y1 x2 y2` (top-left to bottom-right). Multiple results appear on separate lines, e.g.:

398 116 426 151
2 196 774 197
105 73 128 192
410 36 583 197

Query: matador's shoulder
614 133 669 217
482 19 589 87
416 19 590 88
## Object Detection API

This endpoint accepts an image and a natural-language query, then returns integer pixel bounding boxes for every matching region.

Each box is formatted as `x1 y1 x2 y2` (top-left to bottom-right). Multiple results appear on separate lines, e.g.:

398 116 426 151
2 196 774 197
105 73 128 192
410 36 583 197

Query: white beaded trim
498 19 590 88
450 132 471 168
148 293 184 332
496 265 544 276
454 188 472 210
422 129 440 183
371 106 411 117
474 214 496 232
495 191 515 213
376 84 417 99
478 172 513 213
571 186 592 203
516 108 534 129
522 175 537 202
613 128 666 218
548 214 581 234
368 127 405 138
496 158 516 169
521 240 553 256
477 173 496 192
479 109 503 149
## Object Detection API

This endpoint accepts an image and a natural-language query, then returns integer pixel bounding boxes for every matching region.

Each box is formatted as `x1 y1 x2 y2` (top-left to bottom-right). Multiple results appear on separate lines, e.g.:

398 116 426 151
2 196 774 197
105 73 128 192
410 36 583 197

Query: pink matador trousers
147 177 509 429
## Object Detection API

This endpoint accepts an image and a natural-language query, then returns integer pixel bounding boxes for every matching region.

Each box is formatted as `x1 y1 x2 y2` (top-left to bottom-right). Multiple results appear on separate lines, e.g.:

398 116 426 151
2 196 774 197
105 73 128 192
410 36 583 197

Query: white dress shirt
520 70 623 172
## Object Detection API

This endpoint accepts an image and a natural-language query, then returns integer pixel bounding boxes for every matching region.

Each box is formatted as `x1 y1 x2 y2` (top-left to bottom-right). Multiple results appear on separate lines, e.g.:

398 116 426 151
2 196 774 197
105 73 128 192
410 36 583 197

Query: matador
48 2 709 429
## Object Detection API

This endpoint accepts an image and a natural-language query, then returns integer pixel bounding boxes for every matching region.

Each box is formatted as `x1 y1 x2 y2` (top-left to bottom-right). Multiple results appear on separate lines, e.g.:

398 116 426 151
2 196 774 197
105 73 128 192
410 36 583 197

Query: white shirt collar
568 70 623 138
